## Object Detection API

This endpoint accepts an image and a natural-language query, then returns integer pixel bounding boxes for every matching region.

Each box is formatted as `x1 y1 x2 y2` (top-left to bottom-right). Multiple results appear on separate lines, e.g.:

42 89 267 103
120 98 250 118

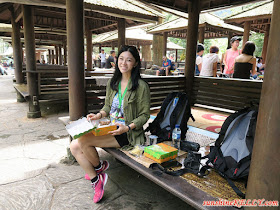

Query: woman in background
233 41 257 79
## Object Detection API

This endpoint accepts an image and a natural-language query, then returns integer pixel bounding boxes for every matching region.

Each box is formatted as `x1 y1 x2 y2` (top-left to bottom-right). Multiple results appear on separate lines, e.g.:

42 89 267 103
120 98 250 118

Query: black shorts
114 133 129 147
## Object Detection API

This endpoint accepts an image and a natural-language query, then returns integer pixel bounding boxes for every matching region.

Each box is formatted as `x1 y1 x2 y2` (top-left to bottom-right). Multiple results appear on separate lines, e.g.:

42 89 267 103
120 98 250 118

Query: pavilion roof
224 0 273 33
138 0 268 13
92 25 185 50
147 13 244 39
0 0 162 45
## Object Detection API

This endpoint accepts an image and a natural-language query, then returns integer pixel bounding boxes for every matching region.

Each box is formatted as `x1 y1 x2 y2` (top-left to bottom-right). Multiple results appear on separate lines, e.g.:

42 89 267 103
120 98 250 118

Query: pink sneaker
85 160 109 180
92 173 108 203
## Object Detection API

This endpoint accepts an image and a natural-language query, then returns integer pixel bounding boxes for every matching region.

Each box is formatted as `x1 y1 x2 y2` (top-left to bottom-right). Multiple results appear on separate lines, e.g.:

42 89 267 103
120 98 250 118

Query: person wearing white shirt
98 49 106 68
200 46 219 77
195 43 204 76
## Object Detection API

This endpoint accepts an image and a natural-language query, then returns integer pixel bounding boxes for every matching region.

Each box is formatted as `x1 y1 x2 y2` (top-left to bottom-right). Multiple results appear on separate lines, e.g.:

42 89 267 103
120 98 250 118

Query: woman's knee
69 140 81 156
77 134 92 150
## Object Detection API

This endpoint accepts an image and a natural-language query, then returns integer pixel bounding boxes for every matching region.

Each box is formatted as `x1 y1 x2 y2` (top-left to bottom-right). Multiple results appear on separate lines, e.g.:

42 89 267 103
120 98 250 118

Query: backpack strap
224 175 246 199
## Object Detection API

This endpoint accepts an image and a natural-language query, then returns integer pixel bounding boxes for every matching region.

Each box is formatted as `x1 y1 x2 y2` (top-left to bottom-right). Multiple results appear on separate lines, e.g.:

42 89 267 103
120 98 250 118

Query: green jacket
101 78 150 146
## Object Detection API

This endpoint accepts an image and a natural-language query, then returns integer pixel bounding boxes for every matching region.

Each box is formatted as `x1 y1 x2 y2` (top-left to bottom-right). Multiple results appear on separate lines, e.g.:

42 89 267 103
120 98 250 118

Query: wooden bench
15 65 69 104
192 76 263 112
86 75 186 113
13 83 29 102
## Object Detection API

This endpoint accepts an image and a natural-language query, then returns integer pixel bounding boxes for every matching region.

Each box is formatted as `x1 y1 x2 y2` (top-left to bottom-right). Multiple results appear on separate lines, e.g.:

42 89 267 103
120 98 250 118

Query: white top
99 52 106 62
200 53 219 76
257 63 263 68
196 56 202 65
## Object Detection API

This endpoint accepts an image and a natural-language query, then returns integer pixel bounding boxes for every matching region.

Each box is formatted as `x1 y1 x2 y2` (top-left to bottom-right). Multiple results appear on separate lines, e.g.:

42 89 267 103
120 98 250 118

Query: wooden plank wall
192 76 263 111
86 76 186 114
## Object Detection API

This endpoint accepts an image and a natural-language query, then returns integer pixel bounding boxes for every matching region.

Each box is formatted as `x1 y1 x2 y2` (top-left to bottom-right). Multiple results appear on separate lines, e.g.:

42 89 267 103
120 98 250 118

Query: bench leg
16 92 26 102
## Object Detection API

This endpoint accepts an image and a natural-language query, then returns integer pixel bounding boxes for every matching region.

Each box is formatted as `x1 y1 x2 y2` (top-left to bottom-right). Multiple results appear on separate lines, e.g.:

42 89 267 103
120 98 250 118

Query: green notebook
65 117 98 139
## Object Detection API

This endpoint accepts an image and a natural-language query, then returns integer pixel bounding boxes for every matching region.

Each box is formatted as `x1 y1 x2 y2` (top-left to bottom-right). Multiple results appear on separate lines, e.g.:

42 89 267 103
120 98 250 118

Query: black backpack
152 106 258 198
145 92 195 143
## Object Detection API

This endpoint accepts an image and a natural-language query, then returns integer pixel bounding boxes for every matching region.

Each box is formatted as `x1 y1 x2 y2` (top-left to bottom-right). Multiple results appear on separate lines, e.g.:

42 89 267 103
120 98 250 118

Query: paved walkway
0 75 194 210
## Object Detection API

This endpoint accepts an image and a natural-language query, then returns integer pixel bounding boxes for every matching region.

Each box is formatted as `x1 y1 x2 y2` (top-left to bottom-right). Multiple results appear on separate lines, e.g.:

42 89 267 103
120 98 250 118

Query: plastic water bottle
172 124 181 150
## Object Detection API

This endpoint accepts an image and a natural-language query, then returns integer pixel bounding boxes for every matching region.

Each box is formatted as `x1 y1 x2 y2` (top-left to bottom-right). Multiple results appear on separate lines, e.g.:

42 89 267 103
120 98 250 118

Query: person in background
98 49 106 68
223 36 242 77
256 57 265 72
233 41 257 79
156 56 173 76
195 43 204 76
200 46 219 77
105 50 116 68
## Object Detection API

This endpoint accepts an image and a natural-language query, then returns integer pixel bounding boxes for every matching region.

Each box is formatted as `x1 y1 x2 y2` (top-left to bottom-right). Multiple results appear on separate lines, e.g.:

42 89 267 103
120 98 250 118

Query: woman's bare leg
70 132 120 179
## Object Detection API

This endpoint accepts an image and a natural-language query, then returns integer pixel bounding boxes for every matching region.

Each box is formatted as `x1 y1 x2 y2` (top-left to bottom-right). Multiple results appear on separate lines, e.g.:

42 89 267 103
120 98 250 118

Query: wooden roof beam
91 23 117 32
85 3 159 23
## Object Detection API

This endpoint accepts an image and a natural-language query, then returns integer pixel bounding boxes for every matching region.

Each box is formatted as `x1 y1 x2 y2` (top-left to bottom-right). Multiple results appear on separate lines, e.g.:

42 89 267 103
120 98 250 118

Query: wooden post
261 24 270 63
51 49 55 64
86 22 92 71
152 17 164 66
185 0 200 96
63 41 67 65
58 45 62 65
245 0 280 206
242 21 251 48
175 49 178 62
163 32 168 57
10 7 24 85
66 0 85 121
48 49 51 64
228 32 233 48
142 45 152 61
198 26 205 44
55 45 59 64
118 18 126 51
23 5 41 118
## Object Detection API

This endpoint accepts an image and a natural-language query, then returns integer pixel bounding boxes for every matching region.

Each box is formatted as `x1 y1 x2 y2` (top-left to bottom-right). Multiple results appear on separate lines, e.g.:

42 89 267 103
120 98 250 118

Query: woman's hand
87 113 101 121
108 123 129 136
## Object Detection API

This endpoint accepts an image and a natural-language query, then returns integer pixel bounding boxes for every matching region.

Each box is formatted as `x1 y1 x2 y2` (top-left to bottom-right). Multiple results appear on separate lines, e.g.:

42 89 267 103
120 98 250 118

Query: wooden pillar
118 18 126 51
163 32 168 56
185 0 200 96
152 17 164 66
86 22 92 71
242 21 251 48
63 41 67 66
142 45 152 61
175 49 178 62
261 24 270 63
198 26 205 44
58 45 62 65
48 49 51 64
228 32 233 48
23 5 41 118
10 7 24 85
51 49 55 64
99 44 102 53
55 45 59 64
245 0 280 206
66 0 85 121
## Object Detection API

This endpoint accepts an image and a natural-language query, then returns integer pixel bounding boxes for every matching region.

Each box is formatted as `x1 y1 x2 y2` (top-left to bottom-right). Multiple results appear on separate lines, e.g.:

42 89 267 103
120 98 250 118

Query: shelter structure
140 0 279 207
92 25 185 62
224 0 273 62
0 0 161 119
147 12 244 56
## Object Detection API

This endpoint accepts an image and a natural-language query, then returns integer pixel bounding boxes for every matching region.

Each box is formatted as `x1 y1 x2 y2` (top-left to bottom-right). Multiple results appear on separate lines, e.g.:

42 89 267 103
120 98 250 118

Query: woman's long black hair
110 45 141 91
